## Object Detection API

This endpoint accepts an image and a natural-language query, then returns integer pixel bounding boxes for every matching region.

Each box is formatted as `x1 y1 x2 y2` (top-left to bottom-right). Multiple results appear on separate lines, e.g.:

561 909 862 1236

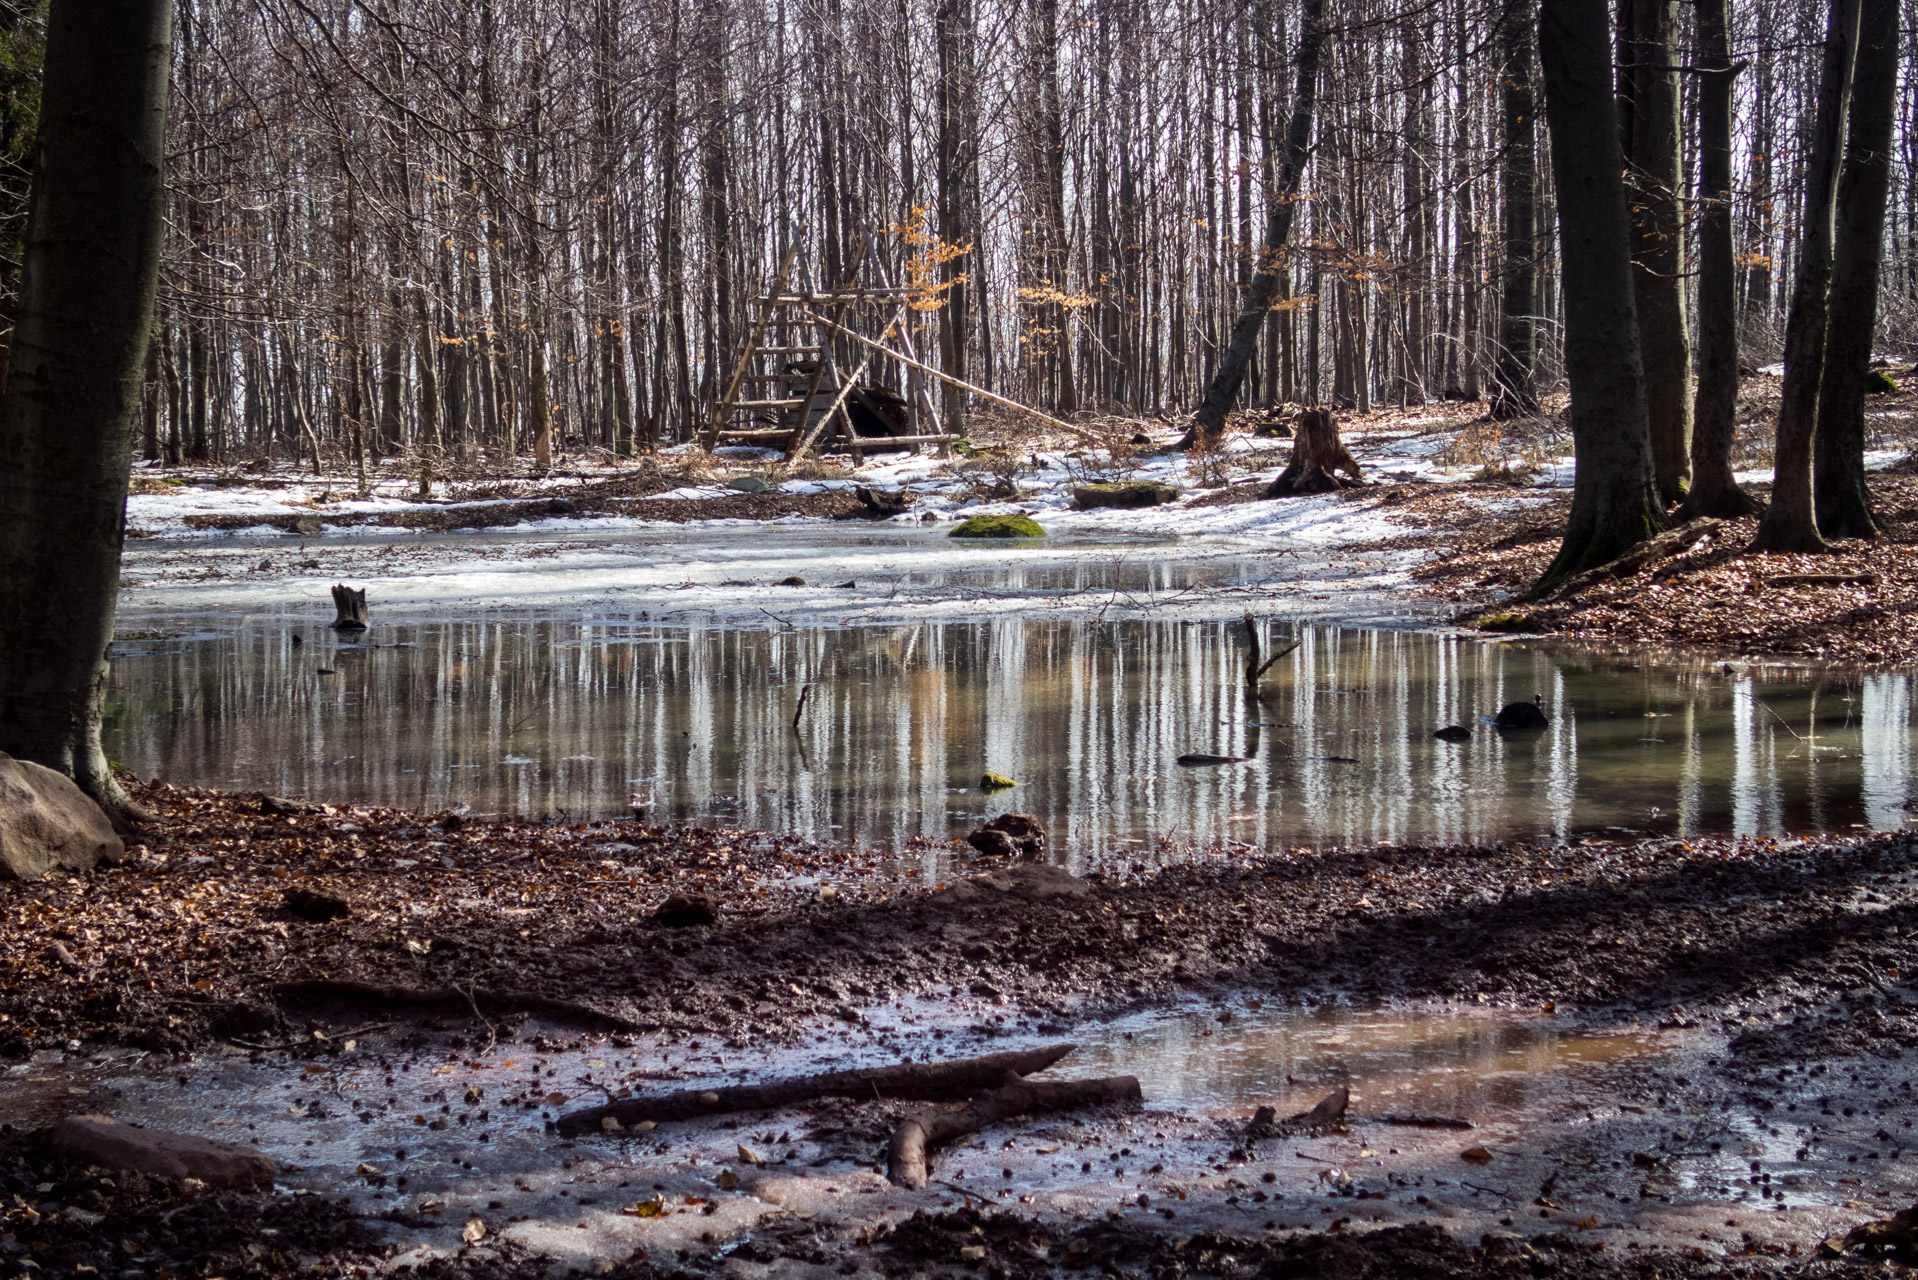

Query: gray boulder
51 1115 274 1190
0 753 123 880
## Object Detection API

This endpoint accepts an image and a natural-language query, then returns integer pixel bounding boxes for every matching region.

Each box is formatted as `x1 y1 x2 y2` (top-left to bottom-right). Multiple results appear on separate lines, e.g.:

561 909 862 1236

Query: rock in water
654 894 718 928
1433 725 1472 743
1176 753 1254 767
966 813 1046 860
51 1115 274 1190
978 771 1017 792
1492 701 1549 730
0 753 123 881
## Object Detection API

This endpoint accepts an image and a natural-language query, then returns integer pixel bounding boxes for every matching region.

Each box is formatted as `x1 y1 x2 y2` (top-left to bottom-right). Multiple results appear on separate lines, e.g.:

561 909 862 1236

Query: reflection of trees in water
104 616 1911 859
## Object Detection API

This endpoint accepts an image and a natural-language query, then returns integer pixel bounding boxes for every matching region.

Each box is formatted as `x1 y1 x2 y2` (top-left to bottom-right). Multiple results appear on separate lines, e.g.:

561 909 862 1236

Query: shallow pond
105 614 1914 859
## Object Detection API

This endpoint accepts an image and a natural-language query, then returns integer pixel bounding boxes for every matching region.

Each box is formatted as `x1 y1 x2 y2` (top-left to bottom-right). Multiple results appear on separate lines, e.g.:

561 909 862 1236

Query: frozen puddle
12 1001 1886 1268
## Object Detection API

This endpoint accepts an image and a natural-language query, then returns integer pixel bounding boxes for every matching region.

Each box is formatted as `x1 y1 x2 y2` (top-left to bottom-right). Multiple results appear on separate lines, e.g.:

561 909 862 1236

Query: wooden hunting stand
702 245 956 460
705 246 1091 458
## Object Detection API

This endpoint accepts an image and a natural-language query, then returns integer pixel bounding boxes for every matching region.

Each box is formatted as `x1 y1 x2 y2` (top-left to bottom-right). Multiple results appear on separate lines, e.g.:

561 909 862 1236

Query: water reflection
105 617 1914 863
1063 1006 1665 1117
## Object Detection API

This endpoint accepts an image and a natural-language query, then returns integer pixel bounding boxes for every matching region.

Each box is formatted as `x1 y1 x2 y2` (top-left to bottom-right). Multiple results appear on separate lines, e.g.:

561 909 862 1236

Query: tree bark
0 0 171 825
1680 0 1760 519
1618 0 1693 501
1180 0 1324 450
1489 0 1539 420
1812 0 1896 540
1749 0 1860 553
1533 0 1664 591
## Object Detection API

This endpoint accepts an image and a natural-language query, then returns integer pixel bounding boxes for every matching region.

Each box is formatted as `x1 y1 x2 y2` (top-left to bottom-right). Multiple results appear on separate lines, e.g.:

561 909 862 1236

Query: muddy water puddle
0 1005 1675 1200
5 1003 1899 1264
1059 1004 1665 1118
105 616 1916 860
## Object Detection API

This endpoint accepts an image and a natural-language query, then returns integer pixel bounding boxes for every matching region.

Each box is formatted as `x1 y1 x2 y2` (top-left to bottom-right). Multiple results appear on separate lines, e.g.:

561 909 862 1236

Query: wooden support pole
799 310 1107 444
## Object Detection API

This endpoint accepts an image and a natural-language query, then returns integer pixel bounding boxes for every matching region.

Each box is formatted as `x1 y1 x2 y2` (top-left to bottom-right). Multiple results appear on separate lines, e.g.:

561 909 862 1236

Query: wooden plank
825 433 959 448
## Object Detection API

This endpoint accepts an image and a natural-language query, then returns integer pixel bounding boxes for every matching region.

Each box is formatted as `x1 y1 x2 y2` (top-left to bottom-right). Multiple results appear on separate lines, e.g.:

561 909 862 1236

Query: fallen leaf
461 1216 486 1243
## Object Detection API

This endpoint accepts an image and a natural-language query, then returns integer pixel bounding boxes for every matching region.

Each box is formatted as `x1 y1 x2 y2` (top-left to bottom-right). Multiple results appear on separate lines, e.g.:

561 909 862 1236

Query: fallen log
887 1072 1143 1189
1377 1113 1475 1130
556 1043 1076 1137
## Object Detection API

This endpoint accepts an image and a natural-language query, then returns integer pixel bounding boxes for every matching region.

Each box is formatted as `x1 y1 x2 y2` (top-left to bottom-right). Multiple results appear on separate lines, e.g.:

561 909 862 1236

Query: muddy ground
6 783 1918 1276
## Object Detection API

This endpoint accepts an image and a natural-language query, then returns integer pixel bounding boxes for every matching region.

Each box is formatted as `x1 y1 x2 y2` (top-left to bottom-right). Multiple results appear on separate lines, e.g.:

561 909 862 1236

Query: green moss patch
950 514 1046 539
979 771 1018 791
1474 612 1539 633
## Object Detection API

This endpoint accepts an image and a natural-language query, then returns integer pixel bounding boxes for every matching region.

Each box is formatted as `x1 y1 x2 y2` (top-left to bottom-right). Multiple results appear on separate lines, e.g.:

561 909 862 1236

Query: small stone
1433 725 1472 743
966 813 1045 860
717 1169 739 1190
737 1144 766 1167
461 1216 486 1243
601 1116 622 1132
1461 1146 1494 1164
727 476 771 493
978 771 1017 792
959 1244 986 1261
776 575 805 586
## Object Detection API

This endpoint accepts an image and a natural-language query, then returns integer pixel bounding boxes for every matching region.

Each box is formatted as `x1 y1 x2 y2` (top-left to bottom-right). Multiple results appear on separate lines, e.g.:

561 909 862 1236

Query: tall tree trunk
1749 0 1860 553
1618 0 1693 501
0 0 171 823
1489 0 1539 419
1681 0 1760 518
1181 0 1325 450
1813 0 1896 539
1534 0 1664 589
934 0 970 436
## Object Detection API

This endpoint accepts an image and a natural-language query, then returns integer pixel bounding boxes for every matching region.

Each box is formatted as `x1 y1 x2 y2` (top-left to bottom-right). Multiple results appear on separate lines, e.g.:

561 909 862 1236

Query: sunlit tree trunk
1750 0 1861 553
1813 0 1897 539
1682 0 1761 518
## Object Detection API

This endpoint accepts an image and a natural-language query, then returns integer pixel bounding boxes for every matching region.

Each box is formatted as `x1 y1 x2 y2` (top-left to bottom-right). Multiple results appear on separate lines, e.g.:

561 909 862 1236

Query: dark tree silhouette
1533 0 1663 590
0 0 172 823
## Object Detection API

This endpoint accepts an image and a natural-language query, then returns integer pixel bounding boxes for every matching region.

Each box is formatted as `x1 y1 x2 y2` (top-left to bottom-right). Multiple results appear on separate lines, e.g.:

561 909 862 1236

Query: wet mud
5 783 1918 1276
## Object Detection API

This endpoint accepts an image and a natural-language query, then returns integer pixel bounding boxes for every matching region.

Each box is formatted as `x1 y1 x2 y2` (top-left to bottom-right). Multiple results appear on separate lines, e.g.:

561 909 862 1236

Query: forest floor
6 782 1918 1277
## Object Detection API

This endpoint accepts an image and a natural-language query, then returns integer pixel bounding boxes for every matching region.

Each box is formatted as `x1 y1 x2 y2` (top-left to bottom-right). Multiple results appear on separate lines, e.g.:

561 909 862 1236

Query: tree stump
1262 409 1366 496
329 585 368 631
